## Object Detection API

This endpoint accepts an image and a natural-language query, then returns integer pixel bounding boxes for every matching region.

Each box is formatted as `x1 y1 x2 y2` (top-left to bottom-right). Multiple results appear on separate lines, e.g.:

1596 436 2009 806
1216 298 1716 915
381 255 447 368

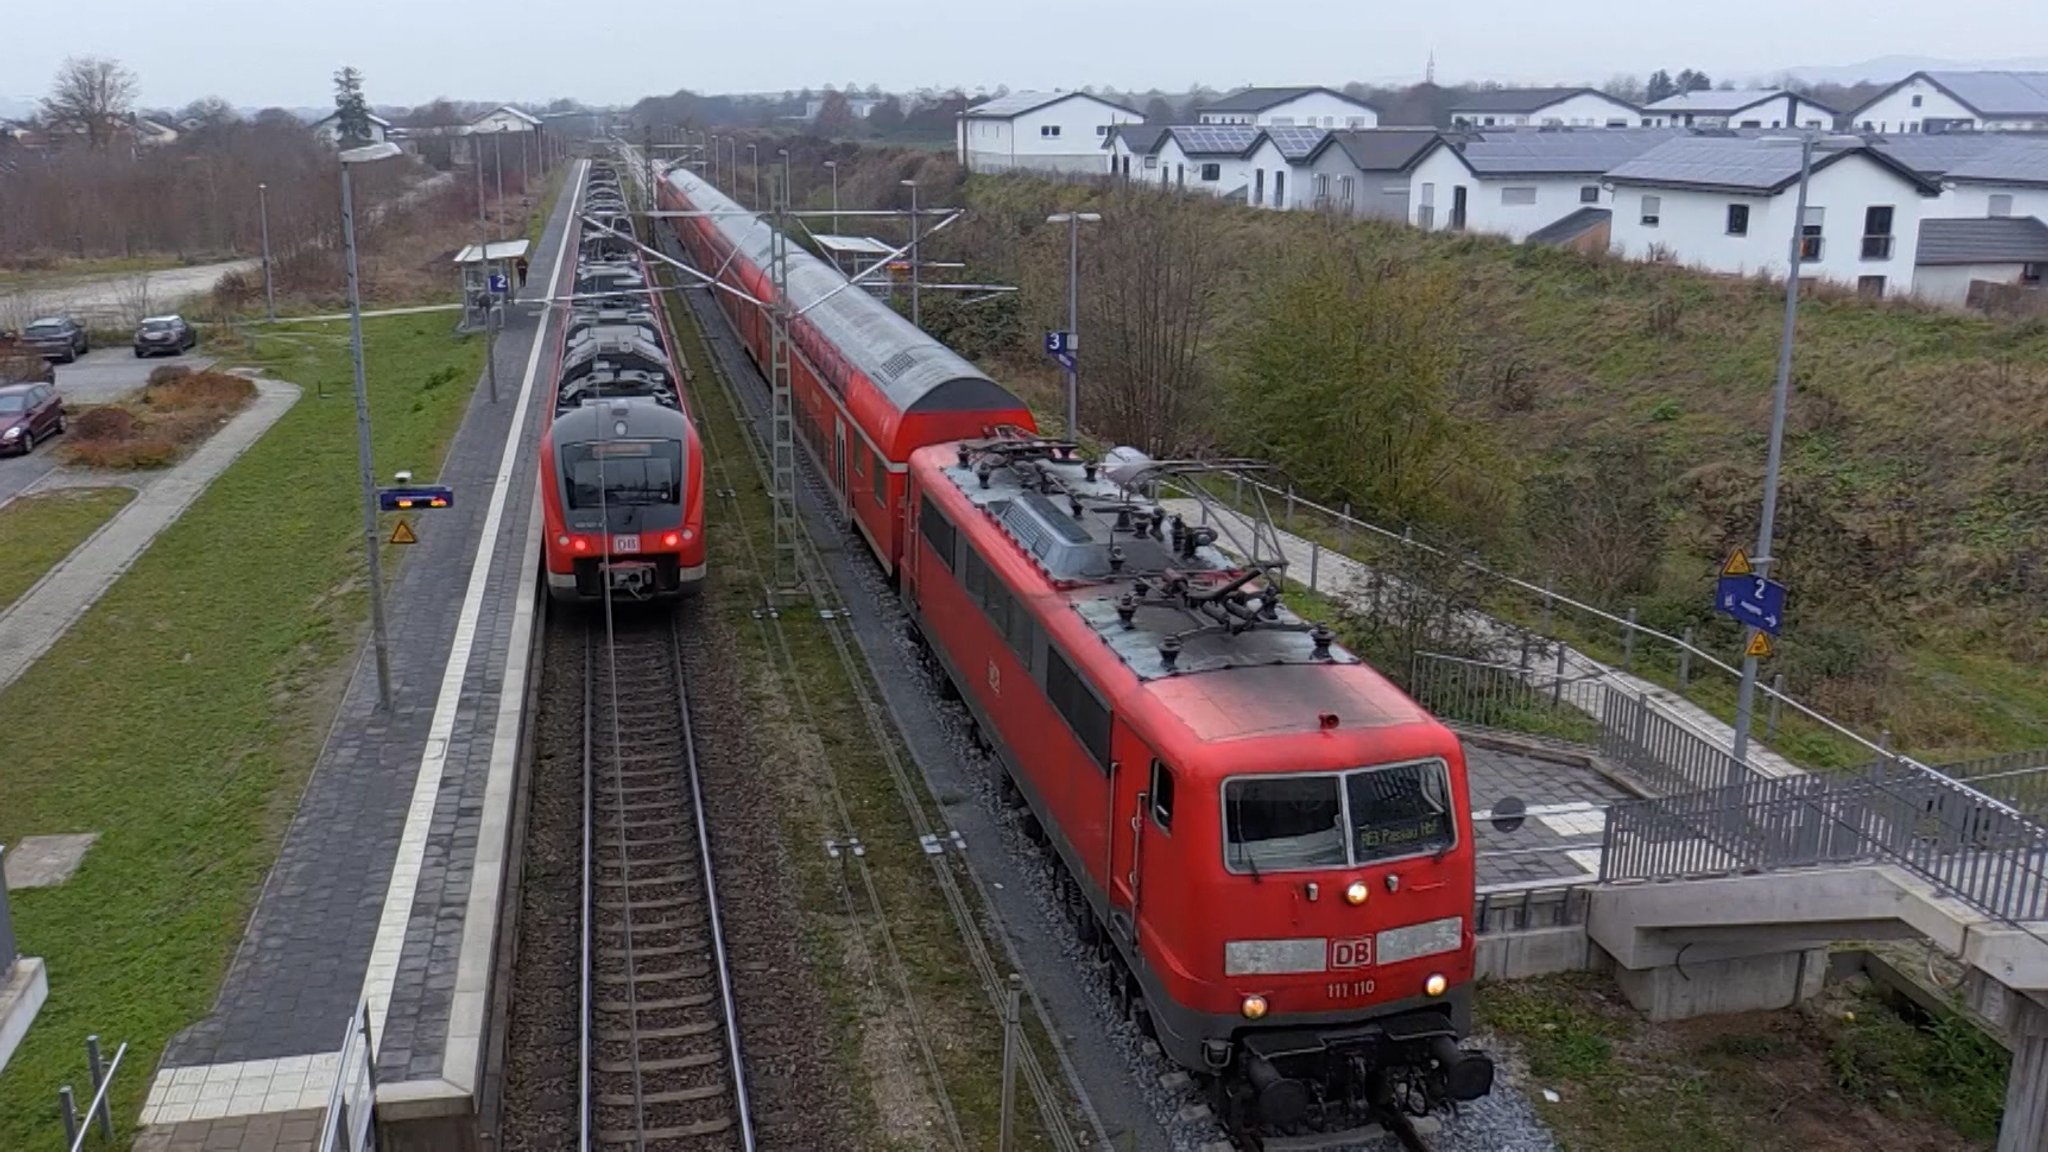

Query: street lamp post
823 160 839 233
748 143 759 209
711 135 721 186
1728 132 1861 772
494 130 506 232
778 148 791 208
257 181 275 321
339 141 404 713
1046 212 1102 439
901 179 920 328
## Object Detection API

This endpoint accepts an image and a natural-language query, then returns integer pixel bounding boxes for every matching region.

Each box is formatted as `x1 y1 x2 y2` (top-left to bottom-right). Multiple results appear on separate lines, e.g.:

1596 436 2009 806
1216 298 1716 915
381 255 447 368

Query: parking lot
0 347 215 504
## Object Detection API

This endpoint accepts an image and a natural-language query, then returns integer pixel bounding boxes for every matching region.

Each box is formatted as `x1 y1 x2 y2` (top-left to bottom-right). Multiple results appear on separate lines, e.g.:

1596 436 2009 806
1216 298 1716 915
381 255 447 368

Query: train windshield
1224 759 1454 872
562 439 683 509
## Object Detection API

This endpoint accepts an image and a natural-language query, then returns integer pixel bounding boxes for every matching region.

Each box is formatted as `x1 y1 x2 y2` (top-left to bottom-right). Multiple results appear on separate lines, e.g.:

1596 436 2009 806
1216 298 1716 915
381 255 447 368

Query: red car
0 382 65 455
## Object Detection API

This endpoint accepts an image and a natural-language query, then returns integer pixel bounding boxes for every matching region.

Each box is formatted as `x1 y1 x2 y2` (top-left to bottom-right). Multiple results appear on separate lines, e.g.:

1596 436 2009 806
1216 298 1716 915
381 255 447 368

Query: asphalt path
0 347 214 505
0 260 257 326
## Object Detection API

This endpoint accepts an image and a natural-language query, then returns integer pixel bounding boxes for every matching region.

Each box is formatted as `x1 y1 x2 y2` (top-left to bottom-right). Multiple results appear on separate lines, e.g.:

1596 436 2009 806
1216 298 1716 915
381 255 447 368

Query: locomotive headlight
681 527 696 542
1425 973 1449 998
1240 995 1269 1020
1344 880 1369 906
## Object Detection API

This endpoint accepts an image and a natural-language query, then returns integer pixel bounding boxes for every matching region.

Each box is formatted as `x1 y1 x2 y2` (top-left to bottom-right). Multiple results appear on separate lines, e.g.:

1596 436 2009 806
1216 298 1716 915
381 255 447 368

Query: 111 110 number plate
613 534 640 553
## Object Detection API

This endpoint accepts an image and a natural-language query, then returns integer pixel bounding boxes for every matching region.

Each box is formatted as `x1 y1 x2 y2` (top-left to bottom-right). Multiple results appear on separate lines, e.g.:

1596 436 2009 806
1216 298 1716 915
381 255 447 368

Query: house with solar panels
1448 88 1644 128
1404 129 1680 241
956 91 1143 175
1195 86 1380 130
1851 72 2048 134
1148 124 1265 200
1641 89 1836 130
1605 136 1939 297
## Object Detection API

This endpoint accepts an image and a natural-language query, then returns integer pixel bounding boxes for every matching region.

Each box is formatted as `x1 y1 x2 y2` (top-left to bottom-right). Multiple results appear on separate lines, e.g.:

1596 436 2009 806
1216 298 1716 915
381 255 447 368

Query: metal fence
1407 651 1604 731
1475 884 1591 935
1597 684 1763 796
1602 761 2048 927
0 845 16 982
1897 749 2048 820
317 999 376 1152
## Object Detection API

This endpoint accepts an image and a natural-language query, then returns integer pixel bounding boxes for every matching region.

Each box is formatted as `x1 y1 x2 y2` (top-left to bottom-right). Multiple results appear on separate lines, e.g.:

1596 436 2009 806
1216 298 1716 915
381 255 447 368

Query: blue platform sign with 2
1716 574 1787 636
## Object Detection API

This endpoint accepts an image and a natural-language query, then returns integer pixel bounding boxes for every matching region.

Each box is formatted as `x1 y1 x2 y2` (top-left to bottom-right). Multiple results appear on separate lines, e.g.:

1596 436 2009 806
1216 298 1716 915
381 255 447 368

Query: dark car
22 316 88 364
0 382 65 456
134 314 198 358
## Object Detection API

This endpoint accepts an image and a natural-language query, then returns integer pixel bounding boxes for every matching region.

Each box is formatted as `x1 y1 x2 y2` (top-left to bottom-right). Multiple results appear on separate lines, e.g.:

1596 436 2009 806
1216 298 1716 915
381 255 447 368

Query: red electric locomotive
539 163 706 601
657 166 1035 576
904 436 1499 1141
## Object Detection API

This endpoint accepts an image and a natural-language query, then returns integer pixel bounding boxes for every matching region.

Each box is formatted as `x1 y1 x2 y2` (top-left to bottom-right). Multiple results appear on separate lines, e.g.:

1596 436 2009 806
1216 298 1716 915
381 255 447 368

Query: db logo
1330 937 1373 969
987 659 1001 696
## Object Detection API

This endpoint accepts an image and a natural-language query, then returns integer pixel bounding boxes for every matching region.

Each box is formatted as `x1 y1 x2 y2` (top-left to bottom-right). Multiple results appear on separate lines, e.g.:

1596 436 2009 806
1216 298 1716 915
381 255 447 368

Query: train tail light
662 531 680 548
572 537 589 554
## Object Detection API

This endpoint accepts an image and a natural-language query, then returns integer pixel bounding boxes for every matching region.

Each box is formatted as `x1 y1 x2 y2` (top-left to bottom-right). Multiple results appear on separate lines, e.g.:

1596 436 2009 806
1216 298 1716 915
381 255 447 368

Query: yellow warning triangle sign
390 519 418 546
1722 547 1754 577
1745 631 1774 659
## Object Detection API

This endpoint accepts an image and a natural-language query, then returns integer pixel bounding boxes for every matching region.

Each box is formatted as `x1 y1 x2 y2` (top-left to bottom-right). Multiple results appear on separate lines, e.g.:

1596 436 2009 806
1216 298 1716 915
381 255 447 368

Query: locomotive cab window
1150 760 1176 830
1224 759 1454 873
919 497 956 571
563 440 683 508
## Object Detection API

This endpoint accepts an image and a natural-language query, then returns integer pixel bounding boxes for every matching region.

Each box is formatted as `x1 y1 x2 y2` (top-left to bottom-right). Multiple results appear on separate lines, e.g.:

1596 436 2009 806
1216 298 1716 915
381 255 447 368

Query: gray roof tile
1318 128 1445 171
1943 137 2048 186
1454 127 1684 175
1916 216 2048 265
1922 71 2048 117
963 90 1137 118
1451 87 1631 114
1606 136 1936 194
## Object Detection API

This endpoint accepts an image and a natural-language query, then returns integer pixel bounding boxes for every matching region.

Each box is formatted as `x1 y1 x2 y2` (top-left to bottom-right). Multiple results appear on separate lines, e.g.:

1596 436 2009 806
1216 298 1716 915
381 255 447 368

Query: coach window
1150 760 1176 831
1044 647 1112 770
919 497 956 571
871 455 888 506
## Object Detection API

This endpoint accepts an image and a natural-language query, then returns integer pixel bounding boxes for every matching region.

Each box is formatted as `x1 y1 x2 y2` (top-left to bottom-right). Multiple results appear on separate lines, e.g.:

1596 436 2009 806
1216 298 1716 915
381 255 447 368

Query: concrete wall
1913 262 2037 306
1609 152 1926 292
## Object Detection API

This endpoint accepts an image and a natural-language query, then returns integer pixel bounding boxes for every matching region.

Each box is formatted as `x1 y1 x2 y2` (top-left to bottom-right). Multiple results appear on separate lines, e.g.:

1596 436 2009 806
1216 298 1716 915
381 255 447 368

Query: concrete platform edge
0 957 49 1073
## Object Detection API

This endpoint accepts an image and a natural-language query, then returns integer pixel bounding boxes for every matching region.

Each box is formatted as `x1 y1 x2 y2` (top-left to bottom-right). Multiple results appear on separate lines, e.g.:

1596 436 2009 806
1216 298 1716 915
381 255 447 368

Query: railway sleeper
597 1118 734 1145
596 1052 722 1074
599 1083 728 1108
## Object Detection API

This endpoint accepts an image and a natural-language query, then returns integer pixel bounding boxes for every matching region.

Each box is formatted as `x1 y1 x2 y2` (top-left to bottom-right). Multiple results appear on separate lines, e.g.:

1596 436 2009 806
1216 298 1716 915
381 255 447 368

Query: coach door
833 418 850 519
1106 730 1150 944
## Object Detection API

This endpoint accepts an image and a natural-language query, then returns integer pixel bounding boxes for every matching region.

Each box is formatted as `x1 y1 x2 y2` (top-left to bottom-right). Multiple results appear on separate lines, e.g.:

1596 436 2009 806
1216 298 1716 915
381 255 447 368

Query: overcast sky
14 0 2048 110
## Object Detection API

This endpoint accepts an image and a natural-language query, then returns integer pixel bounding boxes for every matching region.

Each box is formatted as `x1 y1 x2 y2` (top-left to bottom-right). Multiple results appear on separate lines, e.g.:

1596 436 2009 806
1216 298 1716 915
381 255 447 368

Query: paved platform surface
1465 739 1629 891
0 377 298 694
137 160 586 1134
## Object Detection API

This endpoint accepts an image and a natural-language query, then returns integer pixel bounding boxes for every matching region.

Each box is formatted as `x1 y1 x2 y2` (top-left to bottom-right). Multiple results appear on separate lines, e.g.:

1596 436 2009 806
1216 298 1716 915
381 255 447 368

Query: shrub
71 407 138 442
144 370 255 412
146 363 193 387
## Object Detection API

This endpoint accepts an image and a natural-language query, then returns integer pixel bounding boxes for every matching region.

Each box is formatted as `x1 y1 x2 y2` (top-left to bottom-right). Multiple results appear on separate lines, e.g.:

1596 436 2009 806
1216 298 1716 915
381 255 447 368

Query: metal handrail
65 1042 126 1152
1158 472 2027 817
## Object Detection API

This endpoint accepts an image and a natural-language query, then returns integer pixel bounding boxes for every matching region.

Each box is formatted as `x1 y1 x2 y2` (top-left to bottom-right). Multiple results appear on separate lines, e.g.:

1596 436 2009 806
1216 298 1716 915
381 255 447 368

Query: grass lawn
0 488 135 612
0 312 483 1147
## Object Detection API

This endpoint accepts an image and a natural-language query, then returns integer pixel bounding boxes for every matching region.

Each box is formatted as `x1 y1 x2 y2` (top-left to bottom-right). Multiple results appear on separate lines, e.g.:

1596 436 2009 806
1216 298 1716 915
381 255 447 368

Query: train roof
549 397 693 443
662 166 1020 417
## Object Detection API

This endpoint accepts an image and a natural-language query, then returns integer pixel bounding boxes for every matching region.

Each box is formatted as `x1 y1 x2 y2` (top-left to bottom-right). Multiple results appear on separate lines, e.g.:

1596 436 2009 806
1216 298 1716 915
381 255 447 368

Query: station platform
134 161 588 1151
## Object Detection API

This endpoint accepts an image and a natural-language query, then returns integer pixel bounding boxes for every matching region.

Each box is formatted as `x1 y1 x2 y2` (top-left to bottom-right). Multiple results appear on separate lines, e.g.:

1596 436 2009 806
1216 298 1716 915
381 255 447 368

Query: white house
1642 89 1835 130
1448 88 1642 129
1606 136 1939 297
1296 129 1443 221
1406 128 1680 241
957 91 1142 175
1911 217 2048 306
1196 86 1379 129
471 106 542 136
1940 138 2048 219
1852 71 2048 134
804 96 885 121
310 110 392 147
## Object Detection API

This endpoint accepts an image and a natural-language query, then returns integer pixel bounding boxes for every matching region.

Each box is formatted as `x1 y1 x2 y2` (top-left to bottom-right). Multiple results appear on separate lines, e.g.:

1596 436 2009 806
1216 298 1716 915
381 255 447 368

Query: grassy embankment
0 489 135 612
0 312 484 1147
1481 972 2005 1151
658 270 1085 1148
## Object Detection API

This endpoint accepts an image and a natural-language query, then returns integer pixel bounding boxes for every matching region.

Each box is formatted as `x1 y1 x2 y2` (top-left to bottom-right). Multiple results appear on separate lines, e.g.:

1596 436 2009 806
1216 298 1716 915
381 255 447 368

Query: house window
1606 118 1628 128
1200 162 1220 181
1912 94 1924 108
1862 206 1895 260
1254 169 1265 205
1502 186 1537 206
1727 203 1750 236
1273 171 1285 208
1418 182 1436 229
1799 206 1825 261
1176 164 1184 187
1143 154 1158 168
1580 185 1600 203
1641 194 1661 227
1339 175 1354 206
1096 124 1109 136
2023 263 2043 285
1315 172 1330 202
1991 194 2015 217
1150 760 1176 830
1858 275 1886 298
1040 125 1062 138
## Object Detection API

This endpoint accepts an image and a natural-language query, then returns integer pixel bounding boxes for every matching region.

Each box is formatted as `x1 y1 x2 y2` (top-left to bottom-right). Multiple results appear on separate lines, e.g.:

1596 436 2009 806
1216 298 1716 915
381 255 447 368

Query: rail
56 1037 127 1152
1157 470 2025 817
315 1000 374 1152
1601 760 2048 928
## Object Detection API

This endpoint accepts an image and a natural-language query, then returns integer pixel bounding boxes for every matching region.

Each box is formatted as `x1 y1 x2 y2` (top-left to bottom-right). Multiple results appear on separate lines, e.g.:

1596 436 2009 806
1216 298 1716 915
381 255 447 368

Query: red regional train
540 163 706 602
652 161 1499 1141
657 166 1035 575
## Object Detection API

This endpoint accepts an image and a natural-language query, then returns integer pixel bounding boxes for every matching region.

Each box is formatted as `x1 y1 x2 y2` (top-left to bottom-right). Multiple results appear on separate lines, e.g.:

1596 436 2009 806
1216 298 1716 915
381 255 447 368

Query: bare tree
41 56 139 151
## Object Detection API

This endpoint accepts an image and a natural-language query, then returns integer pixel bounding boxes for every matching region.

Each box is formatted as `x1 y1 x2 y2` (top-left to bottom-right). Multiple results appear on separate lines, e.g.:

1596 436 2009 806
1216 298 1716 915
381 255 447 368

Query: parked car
134 314 198 357
22 316 88 363
0 382 65 456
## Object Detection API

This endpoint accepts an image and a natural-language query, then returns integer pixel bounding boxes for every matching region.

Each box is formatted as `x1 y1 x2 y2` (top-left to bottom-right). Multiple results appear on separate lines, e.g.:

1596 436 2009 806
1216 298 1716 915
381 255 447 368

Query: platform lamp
1725 130 1862 773
339 140 404 712
1046 211 1101 438
823 160 840 233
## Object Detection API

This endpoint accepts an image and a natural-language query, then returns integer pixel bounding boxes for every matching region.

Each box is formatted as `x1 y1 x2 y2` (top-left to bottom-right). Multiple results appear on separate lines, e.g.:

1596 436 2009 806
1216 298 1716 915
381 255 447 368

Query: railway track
581 613 754 1152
